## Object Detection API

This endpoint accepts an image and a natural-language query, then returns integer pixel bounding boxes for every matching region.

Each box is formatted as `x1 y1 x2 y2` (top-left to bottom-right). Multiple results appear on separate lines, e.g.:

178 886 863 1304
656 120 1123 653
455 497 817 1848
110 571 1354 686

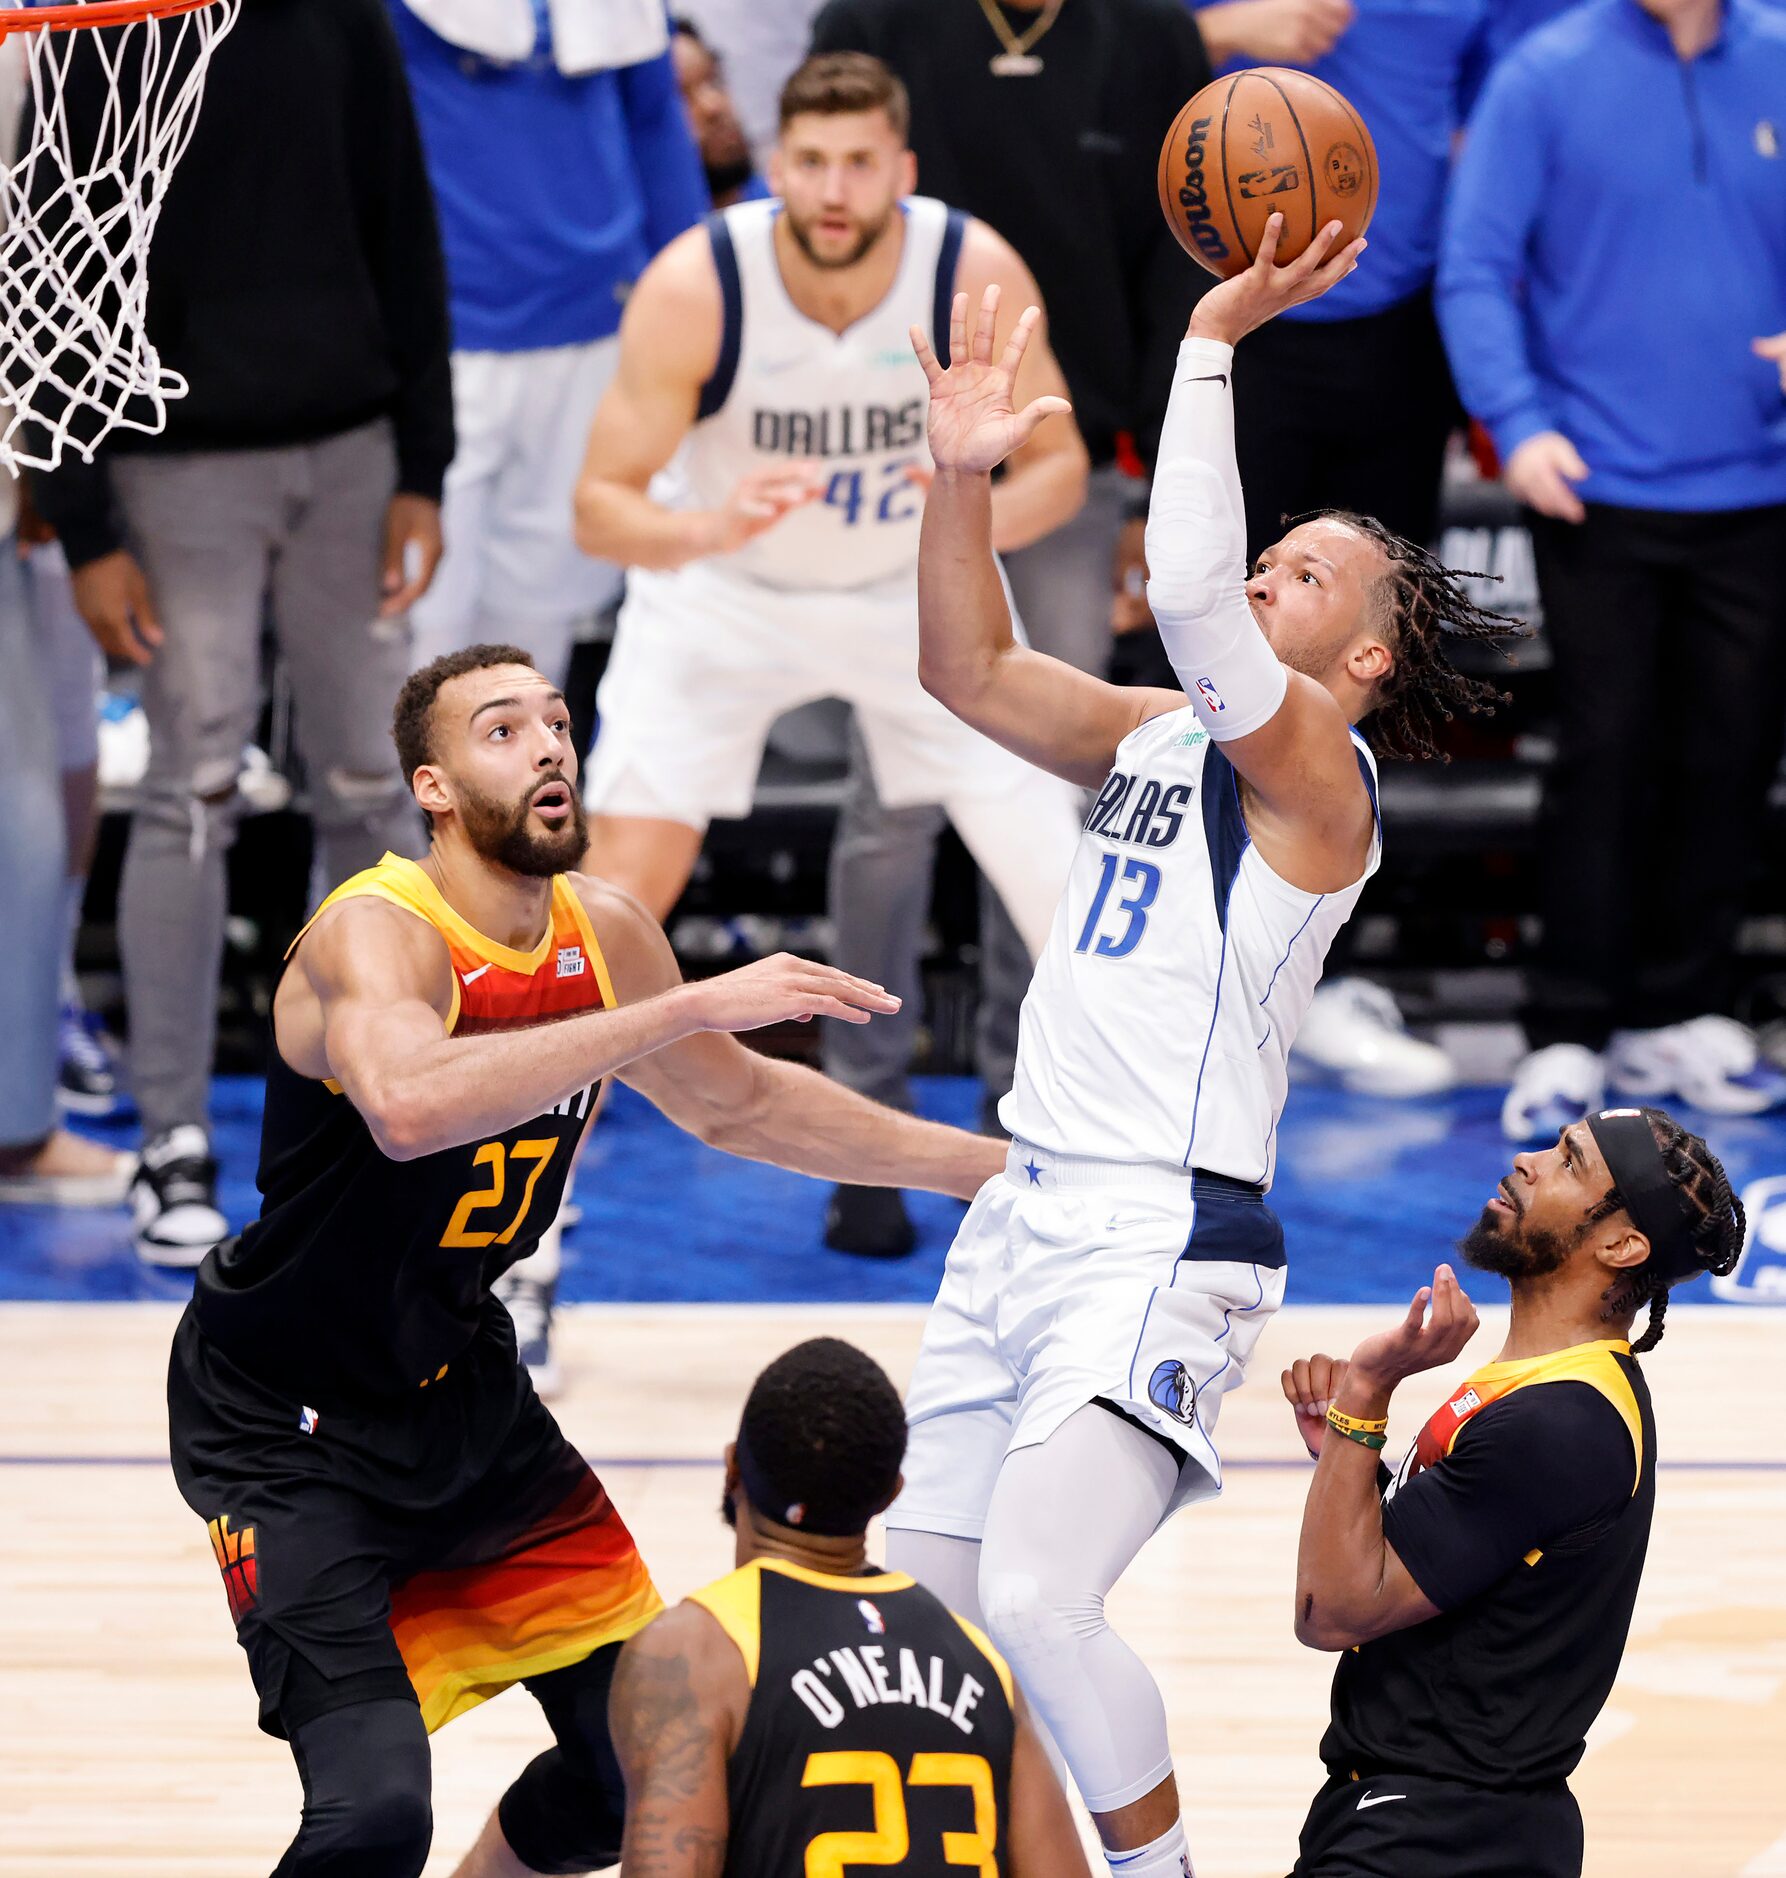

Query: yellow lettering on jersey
909 1753 998 1874
802 1751 909 1874
440 1139 558 1249
800 1751 998 1876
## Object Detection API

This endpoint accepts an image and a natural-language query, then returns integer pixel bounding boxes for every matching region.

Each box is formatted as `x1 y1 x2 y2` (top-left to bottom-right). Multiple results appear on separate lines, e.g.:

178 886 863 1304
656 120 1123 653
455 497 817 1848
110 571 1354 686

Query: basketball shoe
1293 978 1456 1098
1606 1015 1786 1116
495 1219 562 1398
57 1003 125 1118
131 1125 228 1267
1502 1043 1605 1143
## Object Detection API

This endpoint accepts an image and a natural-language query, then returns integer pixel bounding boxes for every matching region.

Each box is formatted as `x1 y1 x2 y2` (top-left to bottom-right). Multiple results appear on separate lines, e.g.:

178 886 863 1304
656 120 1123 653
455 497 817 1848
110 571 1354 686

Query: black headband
734 1429 872 1539
1584 1108 1702 1287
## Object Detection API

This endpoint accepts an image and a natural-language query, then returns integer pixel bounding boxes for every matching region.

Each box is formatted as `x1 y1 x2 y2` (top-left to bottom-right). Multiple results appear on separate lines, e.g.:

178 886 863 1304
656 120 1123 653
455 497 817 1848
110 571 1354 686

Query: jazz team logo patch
556 946 585 979
207 1514 258 1622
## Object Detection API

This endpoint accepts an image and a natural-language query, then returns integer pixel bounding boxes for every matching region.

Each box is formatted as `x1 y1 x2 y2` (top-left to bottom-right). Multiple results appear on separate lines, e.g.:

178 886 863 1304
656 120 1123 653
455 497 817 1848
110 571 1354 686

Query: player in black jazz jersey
1278 1105 1744 1878
609 1338 1089 1876
166 644 1008 1878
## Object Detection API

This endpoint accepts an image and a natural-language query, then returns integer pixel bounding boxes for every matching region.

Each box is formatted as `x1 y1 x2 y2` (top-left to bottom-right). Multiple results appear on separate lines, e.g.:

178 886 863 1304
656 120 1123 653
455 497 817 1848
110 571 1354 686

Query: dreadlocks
1312 511 1532 763
1585 1107 1746 1351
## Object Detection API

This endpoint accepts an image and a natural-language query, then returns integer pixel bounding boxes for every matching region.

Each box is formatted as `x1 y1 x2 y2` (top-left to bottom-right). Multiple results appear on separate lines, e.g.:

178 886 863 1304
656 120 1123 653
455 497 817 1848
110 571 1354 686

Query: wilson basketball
1156 68 1379 279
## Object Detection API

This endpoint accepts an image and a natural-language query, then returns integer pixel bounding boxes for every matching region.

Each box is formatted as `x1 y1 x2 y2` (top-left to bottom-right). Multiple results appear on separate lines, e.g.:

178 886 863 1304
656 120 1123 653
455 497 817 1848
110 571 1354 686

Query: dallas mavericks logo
1712 1175 1786 1302
1148 1359 1199 1426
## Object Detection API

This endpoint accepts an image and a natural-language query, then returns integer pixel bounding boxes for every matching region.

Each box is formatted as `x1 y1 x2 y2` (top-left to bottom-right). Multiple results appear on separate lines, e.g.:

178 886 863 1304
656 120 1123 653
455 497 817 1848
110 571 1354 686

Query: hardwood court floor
2 1301 1781 1877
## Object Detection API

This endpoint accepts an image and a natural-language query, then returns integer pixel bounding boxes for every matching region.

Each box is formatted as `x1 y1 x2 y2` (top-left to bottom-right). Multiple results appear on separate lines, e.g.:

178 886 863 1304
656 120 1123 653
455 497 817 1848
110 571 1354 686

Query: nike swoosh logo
462 963 494 985
1185 373 1228 387
1355 1792 1406 1811
758 353 808 374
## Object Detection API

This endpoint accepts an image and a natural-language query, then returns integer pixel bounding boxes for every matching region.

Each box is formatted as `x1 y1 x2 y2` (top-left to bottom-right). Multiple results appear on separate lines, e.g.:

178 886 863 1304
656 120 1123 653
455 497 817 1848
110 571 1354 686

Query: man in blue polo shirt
1439 0 1786 1141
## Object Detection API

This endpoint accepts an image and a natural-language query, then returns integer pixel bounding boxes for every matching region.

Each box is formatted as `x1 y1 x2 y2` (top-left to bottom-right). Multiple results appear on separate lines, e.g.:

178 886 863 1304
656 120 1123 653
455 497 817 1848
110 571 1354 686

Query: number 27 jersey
1000 708 1382 1187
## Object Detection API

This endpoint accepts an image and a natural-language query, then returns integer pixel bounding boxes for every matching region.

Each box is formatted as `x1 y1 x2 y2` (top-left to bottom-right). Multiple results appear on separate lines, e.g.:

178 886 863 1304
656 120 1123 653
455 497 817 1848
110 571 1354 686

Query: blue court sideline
6 1078 1786 1307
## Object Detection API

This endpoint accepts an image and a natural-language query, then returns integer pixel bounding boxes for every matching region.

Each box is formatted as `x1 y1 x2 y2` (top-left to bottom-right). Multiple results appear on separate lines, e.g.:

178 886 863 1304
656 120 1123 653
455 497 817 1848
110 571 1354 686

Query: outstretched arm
611 1606 740 1877
293 896 899 1163
1147 214 1377 888
913 286 1182 787
595 881 1006 1199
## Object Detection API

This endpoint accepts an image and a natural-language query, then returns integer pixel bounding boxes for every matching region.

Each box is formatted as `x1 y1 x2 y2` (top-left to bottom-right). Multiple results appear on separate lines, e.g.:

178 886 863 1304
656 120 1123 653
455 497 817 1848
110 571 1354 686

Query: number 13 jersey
664 194 964 592
191 855 610 1408
1001 708 1382 1188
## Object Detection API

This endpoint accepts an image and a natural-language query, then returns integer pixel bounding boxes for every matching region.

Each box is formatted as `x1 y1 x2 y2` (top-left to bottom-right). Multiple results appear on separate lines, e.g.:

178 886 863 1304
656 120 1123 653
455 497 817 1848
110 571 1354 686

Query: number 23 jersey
191 855 609 1407
688 1559 1017 1878
1001 708 1381 1187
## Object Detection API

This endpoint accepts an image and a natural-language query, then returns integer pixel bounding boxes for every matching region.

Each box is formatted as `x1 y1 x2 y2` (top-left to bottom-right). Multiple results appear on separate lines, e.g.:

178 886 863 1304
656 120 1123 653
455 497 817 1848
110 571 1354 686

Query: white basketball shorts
890 1138 1288 1541
582 560 1047 826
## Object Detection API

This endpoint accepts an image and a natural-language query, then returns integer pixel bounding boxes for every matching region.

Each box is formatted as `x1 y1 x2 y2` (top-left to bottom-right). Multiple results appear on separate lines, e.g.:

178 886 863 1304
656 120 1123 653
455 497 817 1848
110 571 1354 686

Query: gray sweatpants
113 421 421 1140
824 464 1132 1109
0 534 68 1150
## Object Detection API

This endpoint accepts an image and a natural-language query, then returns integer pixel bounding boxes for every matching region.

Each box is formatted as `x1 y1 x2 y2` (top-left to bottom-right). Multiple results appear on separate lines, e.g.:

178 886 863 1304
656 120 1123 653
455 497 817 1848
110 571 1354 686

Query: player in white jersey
886 222 1527 1878
573 52 1084 952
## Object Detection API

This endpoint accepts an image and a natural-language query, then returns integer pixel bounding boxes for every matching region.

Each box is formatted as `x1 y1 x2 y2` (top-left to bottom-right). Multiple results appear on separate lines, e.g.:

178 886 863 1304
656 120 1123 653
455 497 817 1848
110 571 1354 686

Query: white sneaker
495 1247 561 1399
1606 1015 1786 1117
1502 1043 1604 1143
131 1124 229 1267
1293 979 1456 1099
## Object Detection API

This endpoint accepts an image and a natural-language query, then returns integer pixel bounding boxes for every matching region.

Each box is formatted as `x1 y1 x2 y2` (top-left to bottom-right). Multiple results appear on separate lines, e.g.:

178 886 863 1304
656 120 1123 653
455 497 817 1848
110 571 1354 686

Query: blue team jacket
1437 0 1786 511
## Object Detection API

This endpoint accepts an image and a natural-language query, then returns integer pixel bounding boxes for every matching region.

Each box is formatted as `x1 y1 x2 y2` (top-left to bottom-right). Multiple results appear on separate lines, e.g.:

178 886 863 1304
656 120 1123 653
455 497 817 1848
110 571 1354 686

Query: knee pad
498 1747 624 1876
281 1700 432 1878
978 1563 1107 1671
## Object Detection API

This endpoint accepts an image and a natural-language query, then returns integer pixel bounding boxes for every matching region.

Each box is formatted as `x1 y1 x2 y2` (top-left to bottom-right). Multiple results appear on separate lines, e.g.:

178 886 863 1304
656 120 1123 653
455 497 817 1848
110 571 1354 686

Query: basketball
1156 67 1379 279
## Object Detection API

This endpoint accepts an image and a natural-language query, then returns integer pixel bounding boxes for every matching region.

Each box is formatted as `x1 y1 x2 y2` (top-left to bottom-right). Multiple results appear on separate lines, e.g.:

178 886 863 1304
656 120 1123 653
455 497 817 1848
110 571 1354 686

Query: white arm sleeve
1144 337 1288 741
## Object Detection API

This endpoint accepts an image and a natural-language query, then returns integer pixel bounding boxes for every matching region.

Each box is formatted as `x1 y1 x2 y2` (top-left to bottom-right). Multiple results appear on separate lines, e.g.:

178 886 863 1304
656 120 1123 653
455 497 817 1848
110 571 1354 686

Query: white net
0 0 240 475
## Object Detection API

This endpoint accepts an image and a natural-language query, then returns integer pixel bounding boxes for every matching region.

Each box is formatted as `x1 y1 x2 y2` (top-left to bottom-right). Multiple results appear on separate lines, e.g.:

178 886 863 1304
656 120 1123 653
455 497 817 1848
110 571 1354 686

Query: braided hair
1584 1108 1746 1351
1308 511 1532 762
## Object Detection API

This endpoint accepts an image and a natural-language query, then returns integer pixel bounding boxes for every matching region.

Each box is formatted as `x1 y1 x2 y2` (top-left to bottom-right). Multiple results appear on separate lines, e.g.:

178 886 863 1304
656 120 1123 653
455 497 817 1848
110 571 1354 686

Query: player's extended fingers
804 996 875 1025
797 962 902 1011
1253 211 1285 274
997 303 1042 381
972 282 1002 365
949 290 969 369
910 323 944 386
1009 394 1074 449
1288 218 1347 284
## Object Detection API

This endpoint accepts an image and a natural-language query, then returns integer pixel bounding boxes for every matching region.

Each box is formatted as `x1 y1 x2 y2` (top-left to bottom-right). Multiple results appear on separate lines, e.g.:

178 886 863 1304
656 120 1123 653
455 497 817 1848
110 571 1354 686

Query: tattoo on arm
610 1635 729 1877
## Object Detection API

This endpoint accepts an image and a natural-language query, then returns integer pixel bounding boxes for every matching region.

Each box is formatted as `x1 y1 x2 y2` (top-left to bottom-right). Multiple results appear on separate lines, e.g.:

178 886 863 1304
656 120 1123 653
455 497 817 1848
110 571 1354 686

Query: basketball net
0 0 240 476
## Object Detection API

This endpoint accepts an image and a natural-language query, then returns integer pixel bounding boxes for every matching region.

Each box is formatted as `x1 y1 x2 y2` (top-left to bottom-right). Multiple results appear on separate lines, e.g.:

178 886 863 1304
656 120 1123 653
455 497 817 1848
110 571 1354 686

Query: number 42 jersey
191 855 610 1408
688 1559 1018 1878
1001 708 1381 1188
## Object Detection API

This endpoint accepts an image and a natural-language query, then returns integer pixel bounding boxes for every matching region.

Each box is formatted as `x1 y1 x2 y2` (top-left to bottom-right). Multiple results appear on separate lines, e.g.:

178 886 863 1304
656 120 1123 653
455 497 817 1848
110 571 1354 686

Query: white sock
1106 1821 1192 1878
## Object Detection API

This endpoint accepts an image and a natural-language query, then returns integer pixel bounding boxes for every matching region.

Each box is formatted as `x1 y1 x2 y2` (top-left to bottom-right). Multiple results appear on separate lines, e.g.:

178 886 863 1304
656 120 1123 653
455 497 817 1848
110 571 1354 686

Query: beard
1457 1201 1577 1281
704 150 756 202
456 771 587 879
783 202 894 271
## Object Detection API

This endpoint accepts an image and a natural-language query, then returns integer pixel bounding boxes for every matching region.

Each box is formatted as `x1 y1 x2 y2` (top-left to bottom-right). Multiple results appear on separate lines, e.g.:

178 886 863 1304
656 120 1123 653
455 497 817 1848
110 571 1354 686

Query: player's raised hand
1345 1265 1480 1396
911 285 1072 476
1187 213 1366 349
685 953 901 1032
1282 1352 1351 1457
707 461 825 554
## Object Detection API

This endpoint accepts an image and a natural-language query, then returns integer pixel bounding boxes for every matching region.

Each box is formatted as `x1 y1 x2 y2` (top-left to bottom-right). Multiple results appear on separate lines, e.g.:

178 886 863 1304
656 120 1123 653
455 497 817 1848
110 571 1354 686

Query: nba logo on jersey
556 946 585 979
1195 676 1226 714
857 1599 886 1635
298 1405 319 1435
1148 1360 1199 1426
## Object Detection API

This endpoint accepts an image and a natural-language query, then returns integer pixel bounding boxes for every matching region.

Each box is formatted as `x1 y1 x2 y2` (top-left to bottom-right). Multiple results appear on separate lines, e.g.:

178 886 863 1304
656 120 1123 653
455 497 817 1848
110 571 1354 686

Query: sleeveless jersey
191 855 611 1407
664 193 965 591
689 1559 1017 1878
1001 708 1381 1187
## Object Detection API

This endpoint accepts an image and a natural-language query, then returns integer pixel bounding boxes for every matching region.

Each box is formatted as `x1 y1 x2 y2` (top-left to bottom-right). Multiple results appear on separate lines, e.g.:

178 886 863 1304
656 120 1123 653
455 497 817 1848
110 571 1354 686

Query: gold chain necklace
975 0 1065 76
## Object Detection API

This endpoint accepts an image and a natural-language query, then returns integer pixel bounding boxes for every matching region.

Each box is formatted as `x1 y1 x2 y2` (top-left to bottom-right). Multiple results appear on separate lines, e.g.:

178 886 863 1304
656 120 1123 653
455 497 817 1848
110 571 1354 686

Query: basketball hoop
0 0 240 475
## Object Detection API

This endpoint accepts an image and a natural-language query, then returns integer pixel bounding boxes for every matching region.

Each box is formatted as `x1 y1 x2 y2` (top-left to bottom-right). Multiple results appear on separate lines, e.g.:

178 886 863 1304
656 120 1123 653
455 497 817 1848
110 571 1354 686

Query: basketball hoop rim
0 0 225 35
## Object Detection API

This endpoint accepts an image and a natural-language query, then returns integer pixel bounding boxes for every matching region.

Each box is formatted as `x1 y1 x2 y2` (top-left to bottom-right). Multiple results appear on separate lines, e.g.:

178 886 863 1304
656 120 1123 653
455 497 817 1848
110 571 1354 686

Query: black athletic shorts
1290 1771 1584 1878
166 1302 661 1739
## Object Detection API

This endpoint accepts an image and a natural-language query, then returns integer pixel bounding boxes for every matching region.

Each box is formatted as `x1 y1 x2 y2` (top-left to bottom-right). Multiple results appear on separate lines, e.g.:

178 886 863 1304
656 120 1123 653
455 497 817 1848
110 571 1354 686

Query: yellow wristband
1325 1406 1388 1437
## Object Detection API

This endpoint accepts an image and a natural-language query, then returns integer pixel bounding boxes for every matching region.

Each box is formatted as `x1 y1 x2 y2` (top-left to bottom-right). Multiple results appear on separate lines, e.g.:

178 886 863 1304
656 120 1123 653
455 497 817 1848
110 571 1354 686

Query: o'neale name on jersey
751 400 925 459
789 1644 987 1735
1084 771 1195 849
